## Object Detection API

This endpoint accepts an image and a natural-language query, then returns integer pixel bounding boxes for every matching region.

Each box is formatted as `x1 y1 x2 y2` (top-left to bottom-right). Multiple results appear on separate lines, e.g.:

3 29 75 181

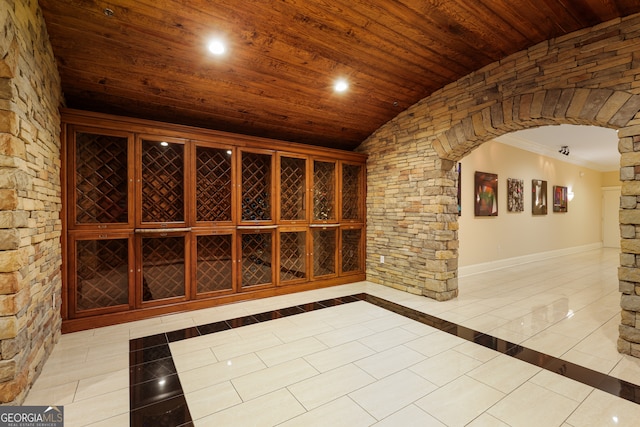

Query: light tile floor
25 248 640 426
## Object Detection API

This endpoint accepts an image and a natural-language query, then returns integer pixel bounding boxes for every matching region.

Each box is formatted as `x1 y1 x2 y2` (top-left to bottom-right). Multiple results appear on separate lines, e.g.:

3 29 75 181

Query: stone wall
0 0 62 403
358 14 640 356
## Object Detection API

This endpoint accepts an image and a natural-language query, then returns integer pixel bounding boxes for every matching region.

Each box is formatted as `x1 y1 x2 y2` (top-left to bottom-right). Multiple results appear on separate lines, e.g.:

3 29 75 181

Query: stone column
619 117 640 357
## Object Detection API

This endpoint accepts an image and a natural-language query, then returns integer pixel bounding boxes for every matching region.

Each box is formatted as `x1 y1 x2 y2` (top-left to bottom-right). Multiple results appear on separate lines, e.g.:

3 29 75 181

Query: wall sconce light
568 190 575 201
559 146 570 156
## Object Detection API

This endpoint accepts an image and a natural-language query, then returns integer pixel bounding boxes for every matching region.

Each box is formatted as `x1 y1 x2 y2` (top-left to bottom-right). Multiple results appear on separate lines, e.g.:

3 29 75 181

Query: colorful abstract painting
553 185 568 212
474 171 498 216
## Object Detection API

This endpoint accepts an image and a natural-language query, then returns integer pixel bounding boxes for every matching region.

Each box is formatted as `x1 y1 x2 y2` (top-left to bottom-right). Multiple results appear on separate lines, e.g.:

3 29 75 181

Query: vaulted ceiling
39 0 640 150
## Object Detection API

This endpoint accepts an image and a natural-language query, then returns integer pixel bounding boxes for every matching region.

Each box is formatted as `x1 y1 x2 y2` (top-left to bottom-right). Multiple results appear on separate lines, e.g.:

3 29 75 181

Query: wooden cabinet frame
276 226 310 286
237 227 277 291
191 142 236 227
67 125 135 231
135 230 192 308
311 157 339 225
339 161 366 223
276 153 309 225
190 228 237 298
236 148 276 225
61 109 366 332
67 231 135 318
339 224 365 276
135 134 191 229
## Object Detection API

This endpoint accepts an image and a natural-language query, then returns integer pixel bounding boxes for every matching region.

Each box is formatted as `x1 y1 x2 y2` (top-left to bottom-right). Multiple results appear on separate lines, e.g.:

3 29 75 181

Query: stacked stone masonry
0 0 62 403
357 14 640 357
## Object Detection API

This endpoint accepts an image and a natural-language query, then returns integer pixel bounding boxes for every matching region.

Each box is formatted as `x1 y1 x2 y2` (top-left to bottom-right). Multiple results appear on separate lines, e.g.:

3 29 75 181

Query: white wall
458 140 603 268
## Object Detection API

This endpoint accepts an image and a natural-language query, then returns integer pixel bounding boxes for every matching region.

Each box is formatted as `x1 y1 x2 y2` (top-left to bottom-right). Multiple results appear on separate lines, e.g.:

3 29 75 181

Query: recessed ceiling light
334 79 349 93
208 39 226 55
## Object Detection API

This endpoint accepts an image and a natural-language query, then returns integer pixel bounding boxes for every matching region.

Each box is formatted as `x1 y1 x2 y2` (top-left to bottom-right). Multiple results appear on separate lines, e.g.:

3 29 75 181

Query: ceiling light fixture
208 39 226 56
334 78 349 93
558 145 570 156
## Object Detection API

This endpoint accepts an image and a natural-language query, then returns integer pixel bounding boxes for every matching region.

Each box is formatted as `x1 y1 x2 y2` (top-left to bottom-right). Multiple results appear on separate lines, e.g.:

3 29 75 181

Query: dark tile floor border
128 293 640 426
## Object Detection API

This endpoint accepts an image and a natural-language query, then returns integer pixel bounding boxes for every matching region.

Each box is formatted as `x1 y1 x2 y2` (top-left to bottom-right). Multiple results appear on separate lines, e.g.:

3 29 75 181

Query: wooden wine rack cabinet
61 109 366 332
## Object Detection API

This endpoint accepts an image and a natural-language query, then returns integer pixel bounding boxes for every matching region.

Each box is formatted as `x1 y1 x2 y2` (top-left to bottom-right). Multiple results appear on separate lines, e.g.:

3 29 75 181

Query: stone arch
359 13 640 357
431 89 640 163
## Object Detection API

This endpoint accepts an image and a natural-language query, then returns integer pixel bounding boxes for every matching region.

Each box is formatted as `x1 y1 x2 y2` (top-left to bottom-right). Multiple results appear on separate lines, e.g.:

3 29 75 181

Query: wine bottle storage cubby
279 156 307 222
196 146 233 223
279 229 307 283
140 138 186 224
241 151 273 222
73 236 130 313
62 109 366 331
196 233 234 294
313 160 336 221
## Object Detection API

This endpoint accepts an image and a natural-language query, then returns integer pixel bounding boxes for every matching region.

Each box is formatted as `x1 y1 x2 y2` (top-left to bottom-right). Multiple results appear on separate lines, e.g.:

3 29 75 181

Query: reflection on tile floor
25 248 640 426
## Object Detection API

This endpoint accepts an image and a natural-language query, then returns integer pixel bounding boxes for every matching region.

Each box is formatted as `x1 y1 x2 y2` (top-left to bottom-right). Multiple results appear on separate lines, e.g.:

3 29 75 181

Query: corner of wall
0 0 63 404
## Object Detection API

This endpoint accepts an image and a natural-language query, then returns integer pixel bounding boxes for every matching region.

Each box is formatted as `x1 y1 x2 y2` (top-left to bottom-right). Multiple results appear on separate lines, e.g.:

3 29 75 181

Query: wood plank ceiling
39 0 640 150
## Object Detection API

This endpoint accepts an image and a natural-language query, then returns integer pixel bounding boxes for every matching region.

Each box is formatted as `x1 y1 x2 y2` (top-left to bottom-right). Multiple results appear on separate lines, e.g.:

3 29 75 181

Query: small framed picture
475 171 498 216
553 185 568 212
532 179 547 215
507 178 524 212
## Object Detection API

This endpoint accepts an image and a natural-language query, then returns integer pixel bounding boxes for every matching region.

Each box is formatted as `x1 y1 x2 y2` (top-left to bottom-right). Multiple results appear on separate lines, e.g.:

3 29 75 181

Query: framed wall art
474 171 498 216
457 162 462 216
507 178 524 212
553 185 568 212
532 179 547 215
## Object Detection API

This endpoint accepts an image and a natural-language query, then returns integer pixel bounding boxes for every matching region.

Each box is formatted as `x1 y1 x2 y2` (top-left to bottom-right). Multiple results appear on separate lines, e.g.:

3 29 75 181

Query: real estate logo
0 406 63 427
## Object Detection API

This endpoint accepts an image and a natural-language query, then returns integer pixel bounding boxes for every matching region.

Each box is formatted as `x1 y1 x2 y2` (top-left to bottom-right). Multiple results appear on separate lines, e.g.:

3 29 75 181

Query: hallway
25 248 640 426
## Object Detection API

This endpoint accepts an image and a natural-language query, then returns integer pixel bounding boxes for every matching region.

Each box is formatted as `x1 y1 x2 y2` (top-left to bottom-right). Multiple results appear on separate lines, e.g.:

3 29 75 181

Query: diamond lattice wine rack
62 110 366 331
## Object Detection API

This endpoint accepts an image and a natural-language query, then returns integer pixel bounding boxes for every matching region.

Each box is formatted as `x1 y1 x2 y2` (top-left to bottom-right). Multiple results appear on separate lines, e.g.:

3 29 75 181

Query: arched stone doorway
359 14 640 358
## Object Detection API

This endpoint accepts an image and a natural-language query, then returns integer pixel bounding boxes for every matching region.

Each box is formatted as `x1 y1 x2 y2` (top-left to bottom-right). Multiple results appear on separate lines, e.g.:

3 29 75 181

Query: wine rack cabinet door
311 159 338 224
193 230 236 297
311 226 338 279
69 127 134 230
238 229 275 290
239 149 275 224
194 144 234 226
340 225 364 275
137 232 190 306
340 162 365 223
278 154 308 224
137 136 188 228
277 228 308 285
69 233 134 317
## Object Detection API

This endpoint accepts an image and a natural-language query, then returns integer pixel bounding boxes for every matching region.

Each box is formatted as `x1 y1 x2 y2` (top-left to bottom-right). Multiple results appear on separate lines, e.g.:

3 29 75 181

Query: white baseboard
458 242 604 277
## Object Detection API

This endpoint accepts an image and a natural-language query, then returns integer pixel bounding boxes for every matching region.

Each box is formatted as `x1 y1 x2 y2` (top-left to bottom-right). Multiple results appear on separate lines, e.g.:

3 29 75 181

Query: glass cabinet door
139 233 187 304
279 155 307 222
278 229 307 284
195 232 235 295
71 233 132 316
195 145 233 224
312 160 337 222
139 137 186 226
71 128 133 229
240 150 274 222
239 230 274 288
311 227 337 278
341 226 363 275
341 162 364 222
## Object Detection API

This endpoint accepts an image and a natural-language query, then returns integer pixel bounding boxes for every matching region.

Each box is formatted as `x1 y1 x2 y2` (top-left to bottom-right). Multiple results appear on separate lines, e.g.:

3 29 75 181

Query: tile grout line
128 292 640 425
